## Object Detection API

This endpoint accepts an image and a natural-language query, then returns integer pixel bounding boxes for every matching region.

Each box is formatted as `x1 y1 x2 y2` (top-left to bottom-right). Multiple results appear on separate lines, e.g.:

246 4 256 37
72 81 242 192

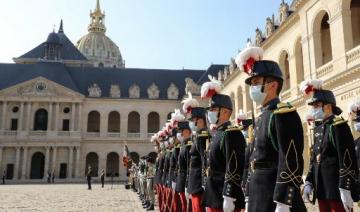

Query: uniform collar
217 121 231 131
323 115 335 125
261 97 280 112
197 127 208 133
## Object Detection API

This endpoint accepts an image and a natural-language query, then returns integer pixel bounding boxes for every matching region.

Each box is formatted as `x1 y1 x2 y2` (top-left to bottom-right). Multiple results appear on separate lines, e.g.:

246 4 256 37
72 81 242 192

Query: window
62 119 70 131
11 119 18 131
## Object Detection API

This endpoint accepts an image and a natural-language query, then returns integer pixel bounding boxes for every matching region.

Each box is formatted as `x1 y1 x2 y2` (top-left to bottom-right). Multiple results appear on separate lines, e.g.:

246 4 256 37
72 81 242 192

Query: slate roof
15 32 88 61
0 62 204 100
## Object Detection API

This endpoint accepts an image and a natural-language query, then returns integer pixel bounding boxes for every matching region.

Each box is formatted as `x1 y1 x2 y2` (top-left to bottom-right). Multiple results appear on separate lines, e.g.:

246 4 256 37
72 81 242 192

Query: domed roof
76 0 124 68
47 32 61 44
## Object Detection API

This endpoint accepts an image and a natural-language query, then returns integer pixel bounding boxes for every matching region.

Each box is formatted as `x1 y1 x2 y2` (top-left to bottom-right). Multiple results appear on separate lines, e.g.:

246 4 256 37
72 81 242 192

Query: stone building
0 0 224 182
219 0 360 172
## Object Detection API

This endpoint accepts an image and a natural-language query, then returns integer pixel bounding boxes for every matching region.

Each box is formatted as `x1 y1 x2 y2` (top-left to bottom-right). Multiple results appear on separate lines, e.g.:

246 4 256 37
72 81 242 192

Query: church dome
76 0 124 68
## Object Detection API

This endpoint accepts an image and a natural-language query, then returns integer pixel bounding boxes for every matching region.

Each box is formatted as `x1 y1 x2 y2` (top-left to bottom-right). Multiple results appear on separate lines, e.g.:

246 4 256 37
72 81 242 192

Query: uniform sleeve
197 132 209 184
185 145 191 188
273 110 304 206
305 145 315 185
242 144 251 191
222 129 246 199
332 122 358 193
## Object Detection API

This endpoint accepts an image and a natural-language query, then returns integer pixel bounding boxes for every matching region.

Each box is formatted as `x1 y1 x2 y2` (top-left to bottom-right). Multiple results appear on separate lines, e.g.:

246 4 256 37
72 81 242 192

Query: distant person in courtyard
52 170 55 183
47 171 51 183
100 169 105 188
2 170 6 184
87 166 92 190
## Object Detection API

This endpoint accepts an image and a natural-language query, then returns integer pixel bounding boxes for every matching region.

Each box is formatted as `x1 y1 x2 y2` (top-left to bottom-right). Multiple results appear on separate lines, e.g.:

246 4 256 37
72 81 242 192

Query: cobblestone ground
0 183 359 212
0 183 147 212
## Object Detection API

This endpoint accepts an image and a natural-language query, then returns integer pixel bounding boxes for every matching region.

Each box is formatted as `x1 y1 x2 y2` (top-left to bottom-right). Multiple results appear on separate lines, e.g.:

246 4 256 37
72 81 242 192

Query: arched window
148 112 160 133
30 152 45 179
351 0 360 48
237 86 243 112
313 11 333 68
106 152 119 177
34 109 48 131
167 112 172 121
87 111 100 132
128 111 140 133
108 111 120 132
85 152 99 177
294 37 305 84
279 51 290 91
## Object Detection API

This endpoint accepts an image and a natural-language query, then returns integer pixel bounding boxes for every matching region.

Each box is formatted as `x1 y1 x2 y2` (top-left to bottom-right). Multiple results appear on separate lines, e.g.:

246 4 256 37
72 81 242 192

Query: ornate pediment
147 83 159 99
266 17 275 38
0 77 83 98
167 83 179 100
279 0 290 24
185 78 200 95
255 28 264 46
110 85 121 98
129 84 140 98
88 83 101 97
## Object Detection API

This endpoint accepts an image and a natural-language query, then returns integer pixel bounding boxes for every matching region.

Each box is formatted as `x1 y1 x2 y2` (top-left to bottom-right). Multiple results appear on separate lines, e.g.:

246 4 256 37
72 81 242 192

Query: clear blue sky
0 0 292 70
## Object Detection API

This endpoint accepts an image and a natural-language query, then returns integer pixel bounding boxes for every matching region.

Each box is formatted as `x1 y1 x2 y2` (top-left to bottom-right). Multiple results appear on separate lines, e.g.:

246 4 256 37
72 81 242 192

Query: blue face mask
311 107 324 120
207 111 219 125
241 130 248 139
189 121 197 132
250 85 266 104
354 122 360 132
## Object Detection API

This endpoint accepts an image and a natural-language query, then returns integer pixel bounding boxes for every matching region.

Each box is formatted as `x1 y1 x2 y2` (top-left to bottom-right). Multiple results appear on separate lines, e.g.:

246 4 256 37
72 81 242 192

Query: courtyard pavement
0 183 359 211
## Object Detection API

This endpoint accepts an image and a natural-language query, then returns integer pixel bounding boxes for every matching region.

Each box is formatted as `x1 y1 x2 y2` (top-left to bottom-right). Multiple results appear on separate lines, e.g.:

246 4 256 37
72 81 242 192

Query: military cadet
155 141 166 212
200 77 246 212
145 154 156 211
169 128 182 212
236 110 253 210
182 92 208 212
349 98 360 205
162 139 172 212
139 156 147 205
235 44 305 212
302 80 359 212
175 121 193 212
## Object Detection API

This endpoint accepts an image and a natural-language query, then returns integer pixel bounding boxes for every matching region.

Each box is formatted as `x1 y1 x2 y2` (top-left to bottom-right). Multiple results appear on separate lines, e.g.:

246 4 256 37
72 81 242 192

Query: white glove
340 188 353 212
185 188 190 200
303 181 313 202
171 182 176 190
245 202 249 212
223 196 235 212
275 202 290 212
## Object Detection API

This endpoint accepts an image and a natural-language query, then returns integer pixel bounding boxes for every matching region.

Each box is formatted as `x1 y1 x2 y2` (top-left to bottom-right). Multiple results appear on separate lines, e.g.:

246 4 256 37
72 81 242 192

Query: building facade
220 0 360 172
0 1 220 182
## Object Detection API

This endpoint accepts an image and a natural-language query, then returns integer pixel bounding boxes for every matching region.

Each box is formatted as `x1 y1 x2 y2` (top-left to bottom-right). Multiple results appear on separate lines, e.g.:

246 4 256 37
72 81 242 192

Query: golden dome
76 0 125 68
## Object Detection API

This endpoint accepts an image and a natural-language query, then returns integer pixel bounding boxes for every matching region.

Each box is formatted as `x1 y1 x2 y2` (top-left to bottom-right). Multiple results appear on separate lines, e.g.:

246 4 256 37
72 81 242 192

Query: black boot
142 201 149 208
142 200 148 206
146 204 154 211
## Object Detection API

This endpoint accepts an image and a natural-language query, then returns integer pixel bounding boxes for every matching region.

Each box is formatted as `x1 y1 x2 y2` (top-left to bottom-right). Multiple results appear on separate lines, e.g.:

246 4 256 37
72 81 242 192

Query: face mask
160 143 165 149
189 121 197 132
354 122 360 132
207 111 219 125
164 141 169 148
176 132 184 143
249 85 266 104
154 146 158 151
311 107 324 120
169 137 174 145
241 130 248 139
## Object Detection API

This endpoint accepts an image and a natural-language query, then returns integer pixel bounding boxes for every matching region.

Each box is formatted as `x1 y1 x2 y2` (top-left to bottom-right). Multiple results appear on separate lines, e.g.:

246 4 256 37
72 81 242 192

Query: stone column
26 102 32 132
47 102 53 131
100 112 108 137
140 112 148 139
77 103 83 132
14 147 20 179
0 147 3 173
68 147 74 179
21 147 28 179
75 147 81 178
54 103 60 132
1 101 8 130
18 102 24 131
70 103 76 131
51 147 57 174
44 147 50 179
120 113 128 138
